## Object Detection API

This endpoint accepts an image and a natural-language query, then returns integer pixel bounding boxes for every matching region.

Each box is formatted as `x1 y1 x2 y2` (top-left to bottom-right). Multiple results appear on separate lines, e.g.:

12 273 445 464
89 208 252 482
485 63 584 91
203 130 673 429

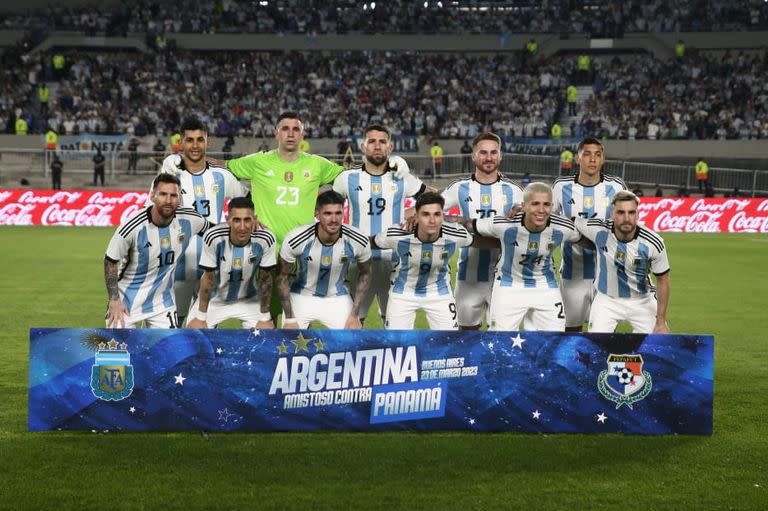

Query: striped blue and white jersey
575 218 670 298
374 223 473 298
442 175 523 283
280 223 371 298
551 173 626 281
105 206 207 316
475 214 581 289
333 164 425 261
198 224 277 305
155 161 249 282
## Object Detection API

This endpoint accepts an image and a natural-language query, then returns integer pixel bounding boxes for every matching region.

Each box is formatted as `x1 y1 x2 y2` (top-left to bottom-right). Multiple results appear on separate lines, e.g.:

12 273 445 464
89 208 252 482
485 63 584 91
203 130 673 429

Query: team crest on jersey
372 183 382 195
303 169 311 179
422 251 432 260
90 338 134 402
161 236 171 249
212 184 220 194
598 354 652 409
633 257 644 267
321 255 333 266
481 194 492 206
194 184 205 196
602 197 611 207
233 257 243 270
390 184 398 192
284 172 294 183
616 250 626 262
547 242 554 252
584 197 595 208
528 241 538 251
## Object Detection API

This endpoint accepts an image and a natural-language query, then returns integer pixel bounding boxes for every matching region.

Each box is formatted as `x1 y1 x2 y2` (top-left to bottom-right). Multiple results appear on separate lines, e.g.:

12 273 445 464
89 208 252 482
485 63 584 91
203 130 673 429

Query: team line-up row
104 112 670 334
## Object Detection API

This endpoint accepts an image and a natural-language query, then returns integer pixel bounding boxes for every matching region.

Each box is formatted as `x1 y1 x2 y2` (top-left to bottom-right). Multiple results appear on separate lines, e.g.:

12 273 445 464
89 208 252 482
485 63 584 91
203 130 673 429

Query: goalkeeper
210 111 411 323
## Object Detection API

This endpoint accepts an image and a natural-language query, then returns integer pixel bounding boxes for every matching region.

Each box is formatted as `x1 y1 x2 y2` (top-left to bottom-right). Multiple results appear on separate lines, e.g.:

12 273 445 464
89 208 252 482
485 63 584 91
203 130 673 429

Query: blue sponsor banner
29 329 713 434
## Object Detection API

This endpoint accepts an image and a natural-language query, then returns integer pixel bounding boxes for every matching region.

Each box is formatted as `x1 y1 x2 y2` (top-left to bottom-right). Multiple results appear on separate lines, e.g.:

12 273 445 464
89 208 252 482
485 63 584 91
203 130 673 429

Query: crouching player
574 190 671 333
373 192 482 330
471 182 585 331
186 197 277 329
277 191 373 329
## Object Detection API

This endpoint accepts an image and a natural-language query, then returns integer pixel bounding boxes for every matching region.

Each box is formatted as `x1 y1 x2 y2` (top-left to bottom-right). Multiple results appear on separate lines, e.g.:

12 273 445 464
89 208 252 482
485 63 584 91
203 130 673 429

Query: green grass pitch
0 226 765 510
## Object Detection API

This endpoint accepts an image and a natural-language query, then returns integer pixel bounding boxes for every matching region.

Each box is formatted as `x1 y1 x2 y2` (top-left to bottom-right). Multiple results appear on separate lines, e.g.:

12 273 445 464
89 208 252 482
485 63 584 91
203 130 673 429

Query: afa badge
584 197 595 208
284 171 294 183
372 183 382 195
90 338 134 402
194 184 205 196
321 255 333 266
598 354 652 409
233 257 243 270
481 194 492 206
161 236 171 249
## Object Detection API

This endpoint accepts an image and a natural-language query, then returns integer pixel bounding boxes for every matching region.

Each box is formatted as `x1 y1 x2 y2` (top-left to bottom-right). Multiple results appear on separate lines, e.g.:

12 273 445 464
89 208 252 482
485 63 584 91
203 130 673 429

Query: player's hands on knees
345 315 362 330
255 319 275 329
106 299 128 328
652 321 670 334
187 318 208 329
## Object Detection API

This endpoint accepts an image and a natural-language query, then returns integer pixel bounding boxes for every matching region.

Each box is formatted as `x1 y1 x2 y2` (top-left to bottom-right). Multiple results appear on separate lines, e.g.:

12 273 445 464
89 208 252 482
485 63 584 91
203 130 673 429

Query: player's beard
367 154 387 167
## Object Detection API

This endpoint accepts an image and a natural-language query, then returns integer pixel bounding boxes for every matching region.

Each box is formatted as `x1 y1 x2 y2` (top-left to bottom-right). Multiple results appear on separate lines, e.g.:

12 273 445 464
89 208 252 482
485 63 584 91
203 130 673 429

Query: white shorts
187 296 269 328
454 278 494 328
488 286 565 332
106 306 179 329
560 278 595 328
290 293 353 329
385 293 458 331
347 258 392 320
588 291 658 333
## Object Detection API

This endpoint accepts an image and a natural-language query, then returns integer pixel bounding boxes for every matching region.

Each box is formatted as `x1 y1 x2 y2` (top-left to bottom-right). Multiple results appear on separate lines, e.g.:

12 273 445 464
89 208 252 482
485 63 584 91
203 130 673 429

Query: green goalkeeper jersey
227 150 343 244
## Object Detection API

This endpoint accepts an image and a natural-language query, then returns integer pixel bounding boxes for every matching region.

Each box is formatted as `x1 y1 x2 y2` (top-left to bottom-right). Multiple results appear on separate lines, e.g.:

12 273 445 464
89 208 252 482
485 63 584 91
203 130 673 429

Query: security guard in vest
170 132 182 153
45 129 58 151
15 116 29 135
551 123 562 139
695 157 709 193
560 148 574 173
39 84 50 115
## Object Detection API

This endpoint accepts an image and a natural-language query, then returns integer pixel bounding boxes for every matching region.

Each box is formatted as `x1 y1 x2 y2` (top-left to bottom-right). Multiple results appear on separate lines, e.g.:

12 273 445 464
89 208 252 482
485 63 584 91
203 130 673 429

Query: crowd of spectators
577 51 768 140
1 0 767 36
1 50 566 139
2 42 768 141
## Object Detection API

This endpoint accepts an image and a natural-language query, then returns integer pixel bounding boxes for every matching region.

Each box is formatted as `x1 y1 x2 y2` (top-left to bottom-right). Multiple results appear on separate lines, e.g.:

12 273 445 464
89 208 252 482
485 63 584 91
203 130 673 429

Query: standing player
186 198 276 329
442 132 523 330
213 111 409 321
276 191 372 330
104 174 207 328
333 123 428 325
552 137 626 332
159 117 249 325
574 191 671 333
472 182 583 332
373 192 477 331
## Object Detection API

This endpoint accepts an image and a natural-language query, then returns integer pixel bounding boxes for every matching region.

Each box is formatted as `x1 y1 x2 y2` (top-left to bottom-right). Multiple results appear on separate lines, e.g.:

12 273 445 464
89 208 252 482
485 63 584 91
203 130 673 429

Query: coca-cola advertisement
0 189 149 227
1 190 767 233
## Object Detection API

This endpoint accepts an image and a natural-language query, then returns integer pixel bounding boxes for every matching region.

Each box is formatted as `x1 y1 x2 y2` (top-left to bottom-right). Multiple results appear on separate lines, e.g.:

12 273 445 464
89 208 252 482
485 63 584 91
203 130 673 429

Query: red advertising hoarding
1 190 767 233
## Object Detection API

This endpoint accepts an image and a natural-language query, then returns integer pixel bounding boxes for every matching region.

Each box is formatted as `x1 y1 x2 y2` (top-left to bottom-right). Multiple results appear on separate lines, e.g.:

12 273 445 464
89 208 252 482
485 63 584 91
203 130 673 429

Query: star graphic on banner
252 329 261 337
247 360 252 366
129 406 136 414
532 410 541 420
313 339 326 352
597 413 607 424
468 418 476 425
174 373 186 385
98 342 107 350
218 408 234 423
511 333 526 349
120 342 128 350
277 341 289 354
107 339 119 350
291 333 312 354
216 347 223 355
487 342 494 349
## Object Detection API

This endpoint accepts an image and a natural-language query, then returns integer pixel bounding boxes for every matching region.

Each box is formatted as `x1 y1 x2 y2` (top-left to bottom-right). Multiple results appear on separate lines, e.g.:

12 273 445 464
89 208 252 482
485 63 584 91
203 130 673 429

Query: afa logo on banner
88 334 134 401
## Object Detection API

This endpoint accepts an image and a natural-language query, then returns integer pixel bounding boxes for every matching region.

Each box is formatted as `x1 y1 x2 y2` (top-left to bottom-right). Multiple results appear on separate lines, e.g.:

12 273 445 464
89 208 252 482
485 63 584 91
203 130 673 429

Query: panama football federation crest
90 339 134 401
284 171 294 183
598 354 652 409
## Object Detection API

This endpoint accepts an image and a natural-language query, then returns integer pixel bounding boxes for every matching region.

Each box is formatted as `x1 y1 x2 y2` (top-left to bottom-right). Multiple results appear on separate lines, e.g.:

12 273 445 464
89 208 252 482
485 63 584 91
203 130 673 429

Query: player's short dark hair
363 123 390 139
472 132 502 149
276 111 302 126
315 190 345 210
180 117 207 134
577 137 604 153
152 173 181 191
415 191 445 211
228 197 254 212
